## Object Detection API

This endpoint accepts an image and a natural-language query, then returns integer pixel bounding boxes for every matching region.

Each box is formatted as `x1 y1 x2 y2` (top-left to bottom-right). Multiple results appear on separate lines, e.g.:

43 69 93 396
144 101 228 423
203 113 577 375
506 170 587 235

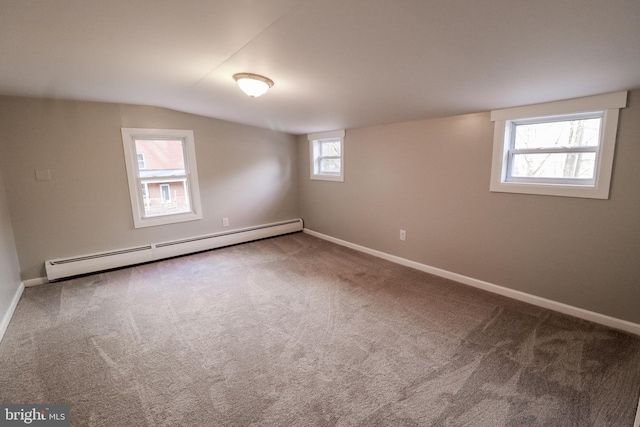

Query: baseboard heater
45 218 303 281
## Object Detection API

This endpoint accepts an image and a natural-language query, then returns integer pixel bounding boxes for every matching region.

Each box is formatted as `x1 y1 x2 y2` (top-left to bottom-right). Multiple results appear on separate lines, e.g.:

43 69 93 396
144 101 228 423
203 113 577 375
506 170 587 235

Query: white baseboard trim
304 228 640 336
0 282 24 344
23 277 49 287
634 395 640 427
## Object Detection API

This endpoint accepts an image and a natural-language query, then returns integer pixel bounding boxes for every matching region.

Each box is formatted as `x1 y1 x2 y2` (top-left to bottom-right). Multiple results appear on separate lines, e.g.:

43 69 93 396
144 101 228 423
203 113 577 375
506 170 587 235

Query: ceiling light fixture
233 73 274 98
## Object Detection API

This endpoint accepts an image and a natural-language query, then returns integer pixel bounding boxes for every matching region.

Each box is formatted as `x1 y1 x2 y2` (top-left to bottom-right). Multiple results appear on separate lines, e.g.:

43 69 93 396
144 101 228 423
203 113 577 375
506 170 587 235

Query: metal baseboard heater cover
45 218 303 281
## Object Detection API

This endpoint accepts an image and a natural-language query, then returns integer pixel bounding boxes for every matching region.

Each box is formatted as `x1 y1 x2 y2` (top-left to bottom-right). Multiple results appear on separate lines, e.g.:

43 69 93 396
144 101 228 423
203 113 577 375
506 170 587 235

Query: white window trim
490 91 627 199
121 128 203 228
308 129 345 182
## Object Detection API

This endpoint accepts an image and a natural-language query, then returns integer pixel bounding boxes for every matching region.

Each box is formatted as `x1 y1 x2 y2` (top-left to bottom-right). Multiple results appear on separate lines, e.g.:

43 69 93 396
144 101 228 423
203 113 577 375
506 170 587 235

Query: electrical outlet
222 217 229 227
399 229 406 241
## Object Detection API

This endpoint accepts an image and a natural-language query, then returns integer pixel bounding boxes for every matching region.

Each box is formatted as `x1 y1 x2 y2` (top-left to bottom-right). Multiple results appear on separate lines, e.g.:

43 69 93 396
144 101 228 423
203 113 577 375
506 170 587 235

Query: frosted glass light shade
233 73 274 98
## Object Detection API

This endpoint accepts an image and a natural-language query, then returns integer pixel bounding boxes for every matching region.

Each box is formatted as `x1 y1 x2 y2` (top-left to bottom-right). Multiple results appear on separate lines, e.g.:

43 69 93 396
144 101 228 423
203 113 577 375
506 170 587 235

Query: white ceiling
1 0 639 135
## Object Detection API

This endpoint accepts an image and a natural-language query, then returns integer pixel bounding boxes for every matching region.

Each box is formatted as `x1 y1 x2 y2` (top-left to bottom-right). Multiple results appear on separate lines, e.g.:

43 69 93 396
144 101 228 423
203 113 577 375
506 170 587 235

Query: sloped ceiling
1 0 639 134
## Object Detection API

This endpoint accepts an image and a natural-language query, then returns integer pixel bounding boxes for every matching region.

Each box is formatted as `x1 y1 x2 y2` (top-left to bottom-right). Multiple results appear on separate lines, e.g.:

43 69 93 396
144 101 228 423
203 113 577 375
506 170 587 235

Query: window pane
514 118 601 149
135 139 185 177
511 152 596 179
140 179 191 217
320 158 340 173
321 141 340 157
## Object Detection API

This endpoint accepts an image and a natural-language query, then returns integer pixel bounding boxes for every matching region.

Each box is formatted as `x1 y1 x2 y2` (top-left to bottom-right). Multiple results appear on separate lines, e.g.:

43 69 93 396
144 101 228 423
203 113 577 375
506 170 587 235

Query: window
160 184 171 202
490 91 627 199
121 128 203 228
308 129 345 182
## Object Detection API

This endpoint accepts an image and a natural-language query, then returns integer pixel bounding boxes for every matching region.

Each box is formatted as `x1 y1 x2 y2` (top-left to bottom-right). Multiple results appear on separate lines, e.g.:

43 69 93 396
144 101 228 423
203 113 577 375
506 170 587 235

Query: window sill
490 180 608 199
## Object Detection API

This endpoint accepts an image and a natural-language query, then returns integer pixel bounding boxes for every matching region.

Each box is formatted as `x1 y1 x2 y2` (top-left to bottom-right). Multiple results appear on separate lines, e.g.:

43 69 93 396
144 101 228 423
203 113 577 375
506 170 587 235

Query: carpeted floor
1 232 639 426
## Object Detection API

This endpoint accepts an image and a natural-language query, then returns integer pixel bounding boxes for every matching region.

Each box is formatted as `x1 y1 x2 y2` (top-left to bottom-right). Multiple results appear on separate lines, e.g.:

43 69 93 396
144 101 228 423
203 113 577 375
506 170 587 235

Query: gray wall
0 96 299 279
0 167 21 328
2 91 639 325
299 90 640 325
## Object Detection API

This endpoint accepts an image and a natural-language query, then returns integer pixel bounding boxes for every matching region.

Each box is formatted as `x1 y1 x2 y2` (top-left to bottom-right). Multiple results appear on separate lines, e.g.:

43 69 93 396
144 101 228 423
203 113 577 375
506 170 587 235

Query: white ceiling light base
233 73 274 98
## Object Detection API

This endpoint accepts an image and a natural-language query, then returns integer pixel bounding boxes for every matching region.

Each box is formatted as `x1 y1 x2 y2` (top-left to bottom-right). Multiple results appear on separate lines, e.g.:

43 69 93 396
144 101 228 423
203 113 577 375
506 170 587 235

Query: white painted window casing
308 129 345 182
121 128 203 228
490 91 627 199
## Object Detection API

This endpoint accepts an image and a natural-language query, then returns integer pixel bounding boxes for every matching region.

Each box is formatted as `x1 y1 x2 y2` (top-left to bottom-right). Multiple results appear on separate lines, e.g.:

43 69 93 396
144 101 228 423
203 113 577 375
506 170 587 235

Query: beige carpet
1 232 639 426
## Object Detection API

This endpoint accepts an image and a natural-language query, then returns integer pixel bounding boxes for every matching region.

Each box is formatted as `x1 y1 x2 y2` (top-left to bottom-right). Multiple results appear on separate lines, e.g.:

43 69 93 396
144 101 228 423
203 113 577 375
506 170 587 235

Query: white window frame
121 128 203 228
490 91 627 199
137 153 146 170
308 129 345 182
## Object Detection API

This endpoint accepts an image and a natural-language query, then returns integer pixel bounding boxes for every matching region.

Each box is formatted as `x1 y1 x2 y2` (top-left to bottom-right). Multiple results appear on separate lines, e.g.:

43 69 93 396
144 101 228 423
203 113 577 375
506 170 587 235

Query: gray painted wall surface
1 91 639 325
0 97 299 279
0 168 21 325
299 90 640 324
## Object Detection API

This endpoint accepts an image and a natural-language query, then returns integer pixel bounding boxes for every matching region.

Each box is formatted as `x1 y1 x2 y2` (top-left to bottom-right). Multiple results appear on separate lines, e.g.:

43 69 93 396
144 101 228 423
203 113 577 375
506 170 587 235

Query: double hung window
308 129 345 182
490 92 627 199
506 112 602 186
121 128 203 228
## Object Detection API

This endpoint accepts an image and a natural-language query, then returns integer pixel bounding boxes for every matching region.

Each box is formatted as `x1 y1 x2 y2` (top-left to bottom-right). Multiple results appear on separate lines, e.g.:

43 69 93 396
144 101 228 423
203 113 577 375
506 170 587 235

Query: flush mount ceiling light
233 73 274 98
